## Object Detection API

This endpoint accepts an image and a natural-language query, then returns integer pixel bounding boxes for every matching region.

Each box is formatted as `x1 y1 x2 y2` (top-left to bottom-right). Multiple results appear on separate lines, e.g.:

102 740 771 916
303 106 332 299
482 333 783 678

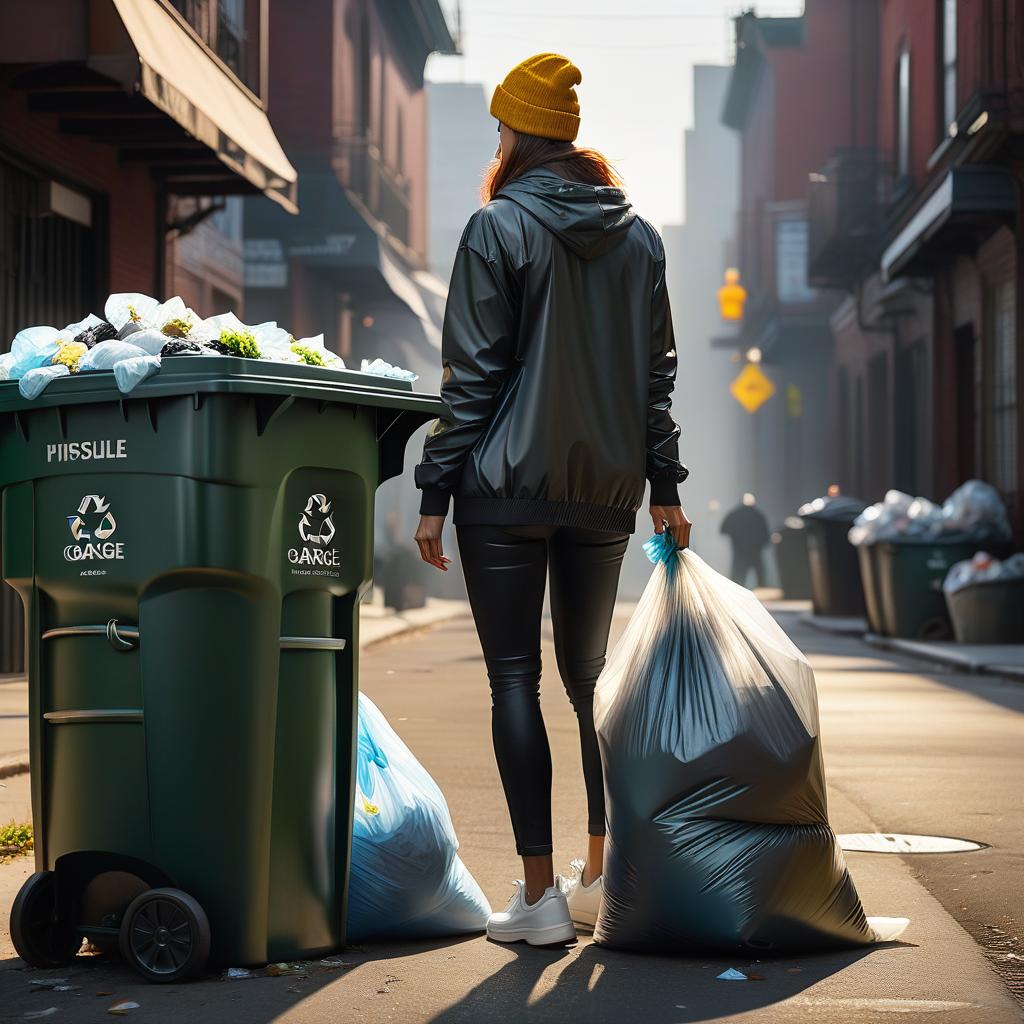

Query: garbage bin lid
798 495 868 521
0 356 445 418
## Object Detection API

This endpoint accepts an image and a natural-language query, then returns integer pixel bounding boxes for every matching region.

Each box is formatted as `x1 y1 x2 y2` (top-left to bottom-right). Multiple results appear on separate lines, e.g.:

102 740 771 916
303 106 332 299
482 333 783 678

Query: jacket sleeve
414 212 518 516
646 252 689 506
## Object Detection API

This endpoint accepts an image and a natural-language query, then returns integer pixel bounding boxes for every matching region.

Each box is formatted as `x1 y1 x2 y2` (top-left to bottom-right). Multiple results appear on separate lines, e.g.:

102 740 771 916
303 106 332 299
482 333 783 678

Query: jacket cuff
649 476 682 507
419 488 452 516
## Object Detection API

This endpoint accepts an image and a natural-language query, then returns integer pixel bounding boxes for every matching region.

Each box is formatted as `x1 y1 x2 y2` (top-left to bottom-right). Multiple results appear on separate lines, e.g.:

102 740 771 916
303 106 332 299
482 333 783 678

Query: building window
984 280 1018 503
775 219 815 303
939 0 957 136
896 44 911 178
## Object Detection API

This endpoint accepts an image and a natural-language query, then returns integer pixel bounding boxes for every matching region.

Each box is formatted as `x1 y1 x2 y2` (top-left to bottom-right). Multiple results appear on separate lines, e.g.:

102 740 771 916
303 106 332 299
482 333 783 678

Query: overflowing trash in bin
347 694 491 941
594 533 908 953
944 550 1024 595
848 481 1012 547
0 292 418 399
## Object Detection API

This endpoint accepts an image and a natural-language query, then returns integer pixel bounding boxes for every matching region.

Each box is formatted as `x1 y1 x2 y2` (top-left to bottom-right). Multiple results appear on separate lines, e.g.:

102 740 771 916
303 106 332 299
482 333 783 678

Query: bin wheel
10 871 81 967
118 888 210 983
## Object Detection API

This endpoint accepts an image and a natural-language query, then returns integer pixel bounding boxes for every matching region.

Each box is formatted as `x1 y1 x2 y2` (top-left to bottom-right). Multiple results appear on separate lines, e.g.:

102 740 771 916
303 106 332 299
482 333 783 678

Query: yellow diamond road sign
730 362 775 413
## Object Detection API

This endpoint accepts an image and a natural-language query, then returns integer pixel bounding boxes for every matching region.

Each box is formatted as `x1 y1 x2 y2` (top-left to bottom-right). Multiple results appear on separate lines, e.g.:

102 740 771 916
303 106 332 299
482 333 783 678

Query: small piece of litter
786 967 803 973
23 1011 58 1020
266 963 305 977
224 967 251 980
717 968 748 981
95 991 114 996
746 973 766 981
108 1002 140 1015
54 985 81 992
29 979 68 990
319 959 347 969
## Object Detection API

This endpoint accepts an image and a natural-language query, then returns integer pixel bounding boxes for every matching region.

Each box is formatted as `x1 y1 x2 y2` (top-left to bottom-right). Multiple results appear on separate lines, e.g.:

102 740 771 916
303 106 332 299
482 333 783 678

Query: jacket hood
497 169 636 259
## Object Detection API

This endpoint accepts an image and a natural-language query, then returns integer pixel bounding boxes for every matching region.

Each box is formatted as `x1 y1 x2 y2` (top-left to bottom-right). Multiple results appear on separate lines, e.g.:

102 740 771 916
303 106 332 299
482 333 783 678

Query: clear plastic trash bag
346 693 491 941
593 534 907 953
8 326 64 378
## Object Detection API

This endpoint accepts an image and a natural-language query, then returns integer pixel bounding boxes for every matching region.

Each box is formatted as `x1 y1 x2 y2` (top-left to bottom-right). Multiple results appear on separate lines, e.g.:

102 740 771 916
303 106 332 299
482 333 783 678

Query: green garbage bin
0 356 443 980
875 540 982 640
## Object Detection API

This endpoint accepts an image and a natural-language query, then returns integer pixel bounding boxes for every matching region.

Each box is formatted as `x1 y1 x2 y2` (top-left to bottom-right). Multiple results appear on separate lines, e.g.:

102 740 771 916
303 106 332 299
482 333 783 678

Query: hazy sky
426 1 804 230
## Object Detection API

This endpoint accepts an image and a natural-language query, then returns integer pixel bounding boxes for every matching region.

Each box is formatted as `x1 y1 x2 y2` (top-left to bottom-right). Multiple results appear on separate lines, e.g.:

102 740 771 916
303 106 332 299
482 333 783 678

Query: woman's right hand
415 515 451 571
650 505 692 551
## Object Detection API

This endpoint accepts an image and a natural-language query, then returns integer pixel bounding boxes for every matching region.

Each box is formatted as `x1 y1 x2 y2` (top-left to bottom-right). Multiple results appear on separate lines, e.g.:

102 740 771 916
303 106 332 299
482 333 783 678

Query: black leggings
457 524 629 857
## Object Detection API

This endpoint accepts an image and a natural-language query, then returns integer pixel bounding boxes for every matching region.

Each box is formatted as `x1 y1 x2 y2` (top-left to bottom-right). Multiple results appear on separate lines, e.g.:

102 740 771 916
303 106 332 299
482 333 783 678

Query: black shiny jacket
415 168 687 533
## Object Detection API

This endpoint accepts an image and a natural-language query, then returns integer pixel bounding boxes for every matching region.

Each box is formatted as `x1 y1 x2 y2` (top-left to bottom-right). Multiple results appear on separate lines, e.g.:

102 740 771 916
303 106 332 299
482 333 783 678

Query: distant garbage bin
946 579 1024 644
772 517 812 600
875 540 981 640
1 357 442 980
943 552 1024 644
857 545 886 635
799 495 867 618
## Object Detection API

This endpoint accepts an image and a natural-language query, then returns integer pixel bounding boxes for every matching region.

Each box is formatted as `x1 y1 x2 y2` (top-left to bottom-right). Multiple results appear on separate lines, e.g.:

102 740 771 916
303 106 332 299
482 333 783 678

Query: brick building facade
809 0 1024 536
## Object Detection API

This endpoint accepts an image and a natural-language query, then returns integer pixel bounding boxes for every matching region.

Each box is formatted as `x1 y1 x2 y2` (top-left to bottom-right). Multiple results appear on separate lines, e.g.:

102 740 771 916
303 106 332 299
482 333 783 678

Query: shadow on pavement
425 939 881 1024
0 935 897 1024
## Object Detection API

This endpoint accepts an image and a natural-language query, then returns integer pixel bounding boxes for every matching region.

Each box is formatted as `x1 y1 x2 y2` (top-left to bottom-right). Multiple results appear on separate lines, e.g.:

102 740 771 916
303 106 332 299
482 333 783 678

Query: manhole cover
838 833 986 854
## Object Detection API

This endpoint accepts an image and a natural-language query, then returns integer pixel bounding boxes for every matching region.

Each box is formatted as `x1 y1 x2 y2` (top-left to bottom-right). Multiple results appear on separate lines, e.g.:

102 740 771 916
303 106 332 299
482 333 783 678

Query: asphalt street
0 597 1022 1023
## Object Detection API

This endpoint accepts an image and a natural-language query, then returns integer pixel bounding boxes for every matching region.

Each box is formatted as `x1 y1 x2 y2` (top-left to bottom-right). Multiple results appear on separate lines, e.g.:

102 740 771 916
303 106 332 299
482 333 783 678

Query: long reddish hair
481 131 624 203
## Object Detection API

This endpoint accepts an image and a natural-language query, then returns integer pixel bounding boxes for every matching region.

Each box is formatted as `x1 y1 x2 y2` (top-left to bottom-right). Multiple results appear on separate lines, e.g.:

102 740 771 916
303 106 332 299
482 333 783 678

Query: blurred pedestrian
413 52 690 945
721 492 770 588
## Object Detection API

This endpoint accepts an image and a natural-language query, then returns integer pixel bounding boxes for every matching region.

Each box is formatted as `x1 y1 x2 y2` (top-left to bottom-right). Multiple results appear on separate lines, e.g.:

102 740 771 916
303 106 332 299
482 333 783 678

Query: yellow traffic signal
718 267 747 321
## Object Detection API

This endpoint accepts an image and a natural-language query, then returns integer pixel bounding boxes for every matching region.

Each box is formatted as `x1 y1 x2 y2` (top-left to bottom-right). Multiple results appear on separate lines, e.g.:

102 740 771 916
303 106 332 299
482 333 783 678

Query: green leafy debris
0 821 33 860
219 328 261 359
291 344 326 367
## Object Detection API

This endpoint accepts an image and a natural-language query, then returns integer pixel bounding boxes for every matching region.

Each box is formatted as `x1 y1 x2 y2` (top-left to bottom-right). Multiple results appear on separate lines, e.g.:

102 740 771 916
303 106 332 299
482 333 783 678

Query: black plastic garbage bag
594 534 907 953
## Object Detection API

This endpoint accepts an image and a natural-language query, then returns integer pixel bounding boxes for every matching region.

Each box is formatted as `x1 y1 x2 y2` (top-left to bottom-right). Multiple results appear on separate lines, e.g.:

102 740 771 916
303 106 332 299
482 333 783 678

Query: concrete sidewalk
1 607 1020 1022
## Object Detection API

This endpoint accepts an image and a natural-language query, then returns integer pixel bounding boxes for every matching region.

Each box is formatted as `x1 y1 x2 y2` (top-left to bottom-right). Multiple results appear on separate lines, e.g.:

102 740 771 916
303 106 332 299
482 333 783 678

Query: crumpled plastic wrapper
593 535 908 954
18 364 70 400
113 354 162 394
360 357 417 381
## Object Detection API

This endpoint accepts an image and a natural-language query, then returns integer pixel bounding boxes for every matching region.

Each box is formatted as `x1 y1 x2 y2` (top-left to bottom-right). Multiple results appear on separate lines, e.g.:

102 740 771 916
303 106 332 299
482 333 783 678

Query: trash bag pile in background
0 293 418 400
848 481 1011 547
944 551 1024 595
347 693 490 942
593 533 907 954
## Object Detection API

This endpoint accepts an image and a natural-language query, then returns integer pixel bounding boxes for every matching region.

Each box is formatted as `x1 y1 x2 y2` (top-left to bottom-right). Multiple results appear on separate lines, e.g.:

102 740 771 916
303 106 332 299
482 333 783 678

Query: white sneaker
486 879 577 946
562 858 603 930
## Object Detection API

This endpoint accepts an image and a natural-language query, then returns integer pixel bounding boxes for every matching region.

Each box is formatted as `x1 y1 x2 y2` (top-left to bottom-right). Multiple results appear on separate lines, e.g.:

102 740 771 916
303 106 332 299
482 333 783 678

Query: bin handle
41 620 139 652
42 623 346 654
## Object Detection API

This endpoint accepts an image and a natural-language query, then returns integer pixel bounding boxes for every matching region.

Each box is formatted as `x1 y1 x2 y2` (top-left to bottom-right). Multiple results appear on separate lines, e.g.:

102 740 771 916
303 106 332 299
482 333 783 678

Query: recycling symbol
299 493 336 546
67 495 117 542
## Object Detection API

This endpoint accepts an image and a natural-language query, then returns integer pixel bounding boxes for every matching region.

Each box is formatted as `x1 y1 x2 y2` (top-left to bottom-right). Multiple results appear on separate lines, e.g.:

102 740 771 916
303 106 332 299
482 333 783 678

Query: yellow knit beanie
490 53 581 142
